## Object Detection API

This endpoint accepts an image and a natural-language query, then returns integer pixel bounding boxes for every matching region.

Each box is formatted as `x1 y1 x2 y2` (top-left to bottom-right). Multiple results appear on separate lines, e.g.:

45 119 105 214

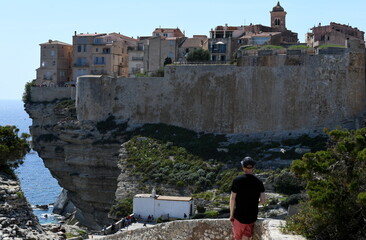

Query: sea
0 99 62 224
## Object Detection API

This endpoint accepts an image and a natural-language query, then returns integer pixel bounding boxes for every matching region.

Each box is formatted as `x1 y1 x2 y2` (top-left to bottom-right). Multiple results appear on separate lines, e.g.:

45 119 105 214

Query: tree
164 57 172 66
0 125 30 169
187 49 210 62
287 128 366 239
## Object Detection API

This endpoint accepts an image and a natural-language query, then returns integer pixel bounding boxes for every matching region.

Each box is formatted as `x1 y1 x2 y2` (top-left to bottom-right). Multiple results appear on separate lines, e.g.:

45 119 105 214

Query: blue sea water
0 99 62 224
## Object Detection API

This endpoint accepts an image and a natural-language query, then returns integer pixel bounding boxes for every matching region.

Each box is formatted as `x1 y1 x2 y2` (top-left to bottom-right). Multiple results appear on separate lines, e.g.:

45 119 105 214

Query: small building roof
40 40 71 46
134 194 192 202
180 38 206 48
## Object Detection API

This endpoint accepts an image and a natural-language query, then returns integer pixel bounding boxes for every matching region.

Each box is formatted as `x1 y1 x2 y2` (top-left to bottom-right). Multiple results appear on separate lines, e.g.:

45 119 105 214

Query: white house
133 188 194 220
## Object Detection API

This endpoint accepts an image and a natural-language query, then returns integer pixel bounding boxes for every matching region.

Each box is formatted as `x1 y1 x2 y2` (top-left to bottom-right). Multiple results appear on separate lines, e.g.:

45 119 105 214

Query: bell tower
270 2 287 31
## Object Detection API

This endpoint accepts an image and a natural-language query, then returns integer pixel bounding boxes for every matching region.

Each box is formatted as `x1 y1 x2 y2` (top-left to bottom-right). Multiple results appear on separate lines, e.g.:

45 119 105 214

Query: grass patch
318 44 346 49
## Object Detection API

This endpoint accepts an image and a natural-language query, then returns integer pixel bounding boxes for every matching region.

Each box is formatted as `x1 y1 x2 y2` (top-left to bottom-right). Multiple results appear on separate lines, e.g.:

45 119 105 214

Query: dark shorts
232 218 254 239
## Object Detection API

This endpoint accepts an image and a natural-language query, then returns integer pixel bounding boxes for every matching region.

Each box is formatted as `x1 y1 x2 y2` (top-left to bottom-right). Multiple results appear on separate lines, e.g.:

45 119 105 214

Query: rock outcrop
26 101 124 229
0 171 64 239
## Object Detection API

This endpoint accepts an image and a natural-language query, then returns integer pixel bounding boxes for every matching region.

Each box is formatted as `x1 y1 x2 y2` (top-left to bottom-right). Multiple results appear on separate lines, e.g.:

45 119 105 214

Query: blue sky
1 0 365 100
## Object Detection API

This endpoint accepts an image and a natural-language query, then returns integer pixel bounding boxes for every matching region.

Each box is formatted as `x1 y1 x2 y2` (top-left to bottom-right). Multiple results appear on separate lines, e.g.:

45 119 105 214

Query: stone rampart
76 48 366 135
99 219 305 240
30 87 76 102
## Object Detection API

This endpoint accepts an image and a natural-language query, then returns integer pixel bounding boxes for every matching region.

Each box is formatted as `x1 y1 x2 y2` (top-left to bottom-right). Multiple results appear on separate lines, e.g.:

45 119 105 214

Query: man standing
230 157 266 240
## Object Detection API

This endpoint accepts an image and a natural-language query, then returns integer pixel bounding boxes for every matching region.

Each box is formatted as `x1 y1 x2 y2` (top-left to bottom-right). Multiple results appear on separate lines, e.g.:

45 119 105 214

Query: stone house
72 32 137 81
140 28 186 74
177 35 208 62
133 189 194 220
306 22 365 48
35 40 72 86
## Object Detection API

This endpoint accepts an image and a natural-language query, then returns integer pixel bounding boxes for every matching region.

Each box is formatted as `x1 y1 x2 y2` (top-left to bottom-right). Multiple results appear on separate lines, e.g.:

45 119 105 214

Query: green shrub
204 210 218 218
22 80 35 104
286 128 366 239
271 169 305 195
109 198 133 219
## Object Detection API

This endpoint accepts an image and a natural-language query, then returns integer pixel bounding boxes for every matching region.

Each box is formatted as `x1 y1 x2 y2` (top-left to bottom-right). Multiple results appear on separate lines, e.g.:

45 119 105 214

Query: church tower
270 2 287 31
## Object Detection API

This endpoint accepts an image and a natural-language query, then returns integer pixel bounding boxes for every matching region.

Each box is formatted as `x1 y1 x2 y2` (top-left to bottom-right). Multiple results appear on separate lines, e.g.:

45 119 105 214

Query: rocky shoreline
0 171 65 240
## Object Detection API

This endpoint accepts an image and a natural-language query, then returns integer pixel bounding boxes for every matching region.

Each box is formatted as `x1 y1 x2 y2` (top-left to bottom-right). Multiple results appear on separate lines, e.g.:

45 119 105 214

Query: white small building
133 189 194 220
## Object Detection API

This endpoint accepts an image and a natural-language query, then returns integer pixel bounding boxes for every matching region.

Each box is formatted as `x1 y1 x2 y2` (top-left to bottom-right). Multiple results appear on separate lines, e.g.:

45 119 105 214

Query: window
60 71 65 77
102 48 110 54
275 18 281 26
77 45 82 52
83 44 87 52
51 50 55 56
94 38 103 44
94 57 105 64
96 48 99 52
169 40 175 46
169 52 174 59
52 61 56 66
76 57 87 66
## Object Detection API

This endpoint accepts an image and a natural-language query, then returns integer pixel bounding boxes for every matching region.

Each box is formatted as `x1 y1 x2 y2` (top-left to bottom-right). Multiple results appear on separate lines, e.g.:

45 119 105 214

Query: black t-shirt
231 174 265 224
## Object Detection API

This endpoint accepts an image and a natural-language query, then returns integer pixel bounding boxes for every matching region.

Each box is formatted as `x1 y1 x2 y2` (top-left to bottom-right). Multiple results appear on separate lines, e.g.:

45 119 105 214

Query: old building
141 28 186 74
128 41 145 77
306 22 365 48
133 189 194 220
35 40 72 86
178 35 208 62
72 32 137 81
209 25 245 62
208 2 298 62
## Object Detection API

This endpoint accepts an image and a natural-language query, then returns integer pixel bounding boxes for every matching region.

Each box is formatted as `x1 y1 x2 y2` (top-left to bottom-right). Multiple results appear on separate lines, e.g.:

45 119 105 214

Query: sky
0 0 365 100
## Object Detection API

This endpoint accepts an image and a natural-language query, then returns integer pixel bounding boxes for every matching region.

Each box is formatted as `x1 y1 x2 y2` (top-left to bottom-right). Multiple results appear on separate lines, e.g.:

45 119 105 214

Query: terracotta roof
157 196 192 202
134 194 192 202
181 38 205 48
76 33 106 37
40 40 71 46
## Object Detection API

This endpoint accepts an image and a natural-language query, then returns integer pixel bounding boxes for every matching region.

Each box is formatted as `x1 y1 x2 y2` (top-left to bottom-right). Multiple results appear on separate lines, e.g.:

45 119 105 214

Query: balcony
131 57 144 61
74 63 89 67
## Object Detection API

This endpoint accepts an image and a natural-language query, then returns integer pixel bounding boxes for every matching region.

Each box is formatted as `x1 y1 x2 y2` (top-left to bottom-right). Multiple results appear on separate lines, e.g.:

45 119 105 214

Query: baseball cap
241 156 256 169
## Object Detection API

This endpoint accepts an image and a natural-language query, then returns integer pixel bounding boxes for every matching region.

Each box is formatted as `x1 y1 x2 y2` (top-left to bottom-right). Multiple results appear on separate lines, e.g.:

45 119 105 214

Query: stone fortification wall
76 47 366 135
31 86 76 102
100 219 305 240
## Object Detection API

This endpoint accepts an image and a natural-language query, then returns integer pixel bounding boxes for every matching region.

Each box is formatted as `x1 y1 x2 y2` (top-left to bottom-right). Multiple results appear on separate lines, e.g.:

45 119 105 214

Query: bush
0 125 30 168
22 80 35 104
187 49 210 62
271 169 305 195
287 128 366 239
196 205 206 213
204 210 218 218
109 198 133 219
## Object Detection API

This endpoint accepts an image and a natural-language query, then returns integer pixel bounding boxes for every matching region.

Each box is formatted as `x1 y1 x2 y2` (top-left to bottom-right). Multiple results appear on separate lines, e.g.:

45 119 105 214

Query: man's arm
259 192 266 205
230 192 236 222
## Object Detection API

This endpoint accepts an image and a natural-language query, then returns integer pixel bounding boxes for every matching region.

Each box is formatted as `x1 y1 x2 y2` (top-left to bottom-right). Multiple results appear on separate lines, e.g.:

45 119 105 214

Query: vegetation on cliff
22 80 35 104
286 128 366 240
0 125 30 175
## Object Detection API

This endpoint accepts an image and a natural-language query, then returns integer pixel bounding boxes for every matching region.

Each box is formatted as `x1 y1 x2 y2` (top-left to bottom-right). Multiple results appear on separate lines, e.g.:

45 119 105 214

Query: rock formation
0 171 64 239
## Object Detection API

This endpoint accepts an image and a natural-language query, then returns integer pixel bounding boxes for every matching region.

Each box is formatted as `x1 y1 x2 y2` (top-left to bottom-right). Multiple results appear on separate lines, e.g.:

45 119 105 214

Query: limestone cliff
25 100 124 229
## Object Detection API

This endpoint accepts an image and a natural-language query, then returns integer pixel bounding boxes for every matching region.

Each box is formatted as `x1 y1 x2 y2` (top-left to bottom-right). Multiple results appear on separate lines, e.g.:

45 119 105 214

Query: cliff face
25 101 125 229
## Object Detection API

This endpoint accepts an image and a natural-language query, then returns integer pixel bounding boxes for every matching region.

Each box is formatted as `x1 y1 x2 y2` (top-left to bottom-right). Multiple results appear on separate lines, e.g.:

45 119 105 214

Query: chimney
74 31 77 36
48 39 52 43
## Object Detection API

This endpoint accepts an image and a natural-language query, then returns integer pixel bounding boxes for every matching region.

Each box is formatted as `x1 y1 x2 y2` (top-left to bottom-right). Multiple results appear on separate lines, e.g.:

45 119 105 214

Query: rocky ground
0 171 65 240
